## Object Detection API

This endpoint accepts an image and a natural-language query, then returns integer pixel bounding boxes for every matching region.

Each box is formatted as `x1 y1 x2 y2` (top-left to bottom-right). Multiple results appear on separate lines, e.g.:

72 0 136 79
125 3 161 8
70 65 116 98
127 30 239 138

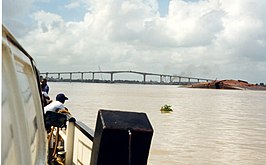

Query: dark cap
56 93 68 103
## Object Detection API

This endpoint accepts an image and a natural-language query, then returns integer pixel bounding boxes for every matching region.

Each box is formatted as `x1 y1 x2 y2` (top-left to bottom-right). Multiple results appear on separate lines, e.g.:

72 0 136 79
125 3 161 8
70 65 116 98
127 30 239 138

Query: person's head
56 93 69 104
42 79 47 85
41 79 47 90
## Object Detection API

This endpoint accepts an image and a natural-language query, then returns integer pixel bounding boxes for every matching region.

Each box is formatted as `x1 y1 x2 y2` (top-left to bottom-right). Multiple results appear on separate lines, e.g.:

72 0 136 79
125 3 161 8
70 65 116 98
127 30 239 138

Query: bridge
40 70 213 85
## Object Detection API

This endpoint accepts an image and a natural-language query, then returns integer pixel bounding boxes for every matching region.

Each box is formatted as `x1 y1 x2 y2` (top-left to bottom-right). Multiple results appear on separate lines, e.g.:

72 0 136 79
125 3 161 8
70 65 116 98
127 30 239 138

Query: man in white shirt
44 93 68 113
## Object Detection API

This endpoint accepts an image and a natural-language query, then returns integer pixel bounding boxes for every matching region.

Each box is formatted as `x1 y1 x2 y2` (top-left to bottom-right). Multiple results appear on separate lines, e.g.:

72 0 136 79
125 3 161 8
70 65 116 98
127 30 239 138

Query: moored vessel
183 79 266 90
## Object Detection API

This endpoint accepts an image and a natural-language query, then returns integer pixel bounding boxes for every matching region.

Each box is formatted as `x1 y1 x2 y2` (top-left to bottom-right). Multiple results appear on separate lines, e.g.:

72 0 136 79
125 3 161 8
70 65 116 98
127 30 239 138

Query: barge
183 79 266 90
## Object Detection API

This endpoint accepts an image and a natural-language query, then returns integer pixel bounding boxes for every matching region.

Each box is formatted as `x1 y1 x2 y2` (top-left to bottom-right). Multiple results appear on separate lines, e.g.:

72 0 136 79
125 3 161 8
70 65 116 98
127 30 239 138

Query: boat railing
46 111 94 165
47 109 154 165
66 119 94 165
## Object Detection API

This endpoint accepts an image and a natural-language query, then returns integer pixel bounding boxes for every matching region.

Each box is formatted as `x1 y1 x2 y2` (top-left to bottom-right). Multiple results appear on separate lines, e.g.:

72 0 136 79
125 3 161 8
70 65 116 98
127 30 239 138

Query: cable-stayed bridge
40 70 214 85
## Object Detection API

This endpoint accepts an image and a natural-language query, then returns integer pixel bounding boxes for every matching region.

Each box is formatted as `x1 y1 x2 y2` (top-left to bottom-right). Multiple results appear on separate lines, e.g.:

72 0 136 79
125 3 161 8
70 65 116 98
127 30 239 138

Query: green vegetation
160 104 173 112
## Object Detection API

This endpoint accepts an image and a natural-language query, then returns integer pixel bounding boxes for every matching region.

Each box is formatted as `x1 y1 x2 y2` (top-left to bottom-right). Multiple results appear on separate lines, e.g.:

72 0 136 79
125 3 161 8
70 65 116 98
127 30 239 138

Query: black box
90 109 153 165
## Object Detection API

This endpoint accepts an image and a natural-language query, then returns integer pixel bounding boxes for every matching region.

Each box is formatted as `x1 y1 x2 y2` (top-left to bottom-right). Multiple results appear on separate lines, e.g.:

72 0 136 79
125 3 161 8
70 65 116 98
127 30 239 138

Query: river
48 82 266 165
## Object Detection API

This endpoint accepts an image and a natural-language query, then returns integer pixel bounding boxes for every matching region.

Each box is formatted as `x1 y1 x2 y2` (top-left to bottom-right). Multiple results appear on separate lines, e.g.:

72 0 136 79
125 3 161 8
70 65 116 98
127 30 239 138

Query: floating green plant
160 104 173 112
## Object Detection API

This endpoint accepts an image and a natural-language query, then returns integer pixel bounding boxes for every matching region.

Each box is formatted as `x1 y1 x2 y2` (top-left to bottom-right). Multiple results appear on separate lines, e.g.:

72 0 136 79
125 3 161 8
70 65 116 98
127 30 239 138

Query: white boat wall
2 25 47 165
2 25 154 165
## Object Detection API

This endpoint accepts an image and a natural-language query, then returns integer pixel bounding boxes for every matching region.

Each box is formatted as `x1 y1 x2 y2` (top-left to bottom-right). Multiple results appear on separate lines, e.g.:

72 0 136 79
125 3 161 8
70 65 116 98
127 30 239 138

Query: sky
2 0 266 83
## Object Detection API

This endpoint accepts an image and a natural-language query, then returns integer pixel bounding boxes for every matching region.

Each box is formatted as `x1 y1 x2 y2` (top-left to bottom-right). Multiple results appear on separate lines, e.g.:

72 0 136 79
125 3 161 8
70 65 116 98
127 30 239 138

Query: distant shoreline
46 78 194 85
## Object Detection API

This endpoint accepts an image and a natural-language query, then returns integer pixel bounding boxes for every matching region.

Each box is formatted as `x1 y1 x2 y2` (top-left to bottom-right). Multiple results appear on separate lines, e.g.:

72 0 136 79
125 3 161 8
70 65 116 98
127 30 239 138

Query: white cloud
165 0 224 46
217 0 266 63
5 0 266 82
34 11 65 32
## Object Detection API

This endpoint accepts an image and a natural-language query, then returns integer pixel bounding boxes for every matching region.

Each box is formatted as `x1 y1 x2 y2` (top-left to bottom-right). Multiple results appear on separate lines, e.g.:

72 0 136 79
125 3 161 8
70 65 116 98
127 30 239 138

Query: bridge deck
40 70 213 84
